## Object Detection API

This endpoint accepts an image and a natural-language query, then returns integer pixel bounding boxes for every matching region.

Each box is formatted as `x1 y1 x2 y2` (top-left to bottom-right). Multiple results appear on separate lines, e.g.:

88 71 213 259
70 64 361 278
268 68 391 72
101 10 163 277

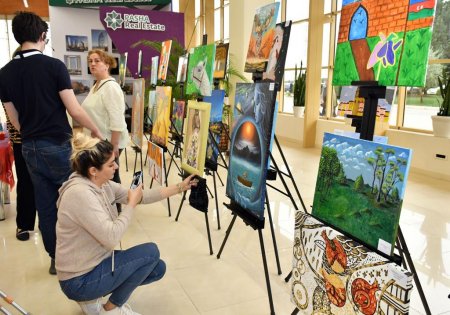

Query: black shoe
16 229 30 241
49 258 56 275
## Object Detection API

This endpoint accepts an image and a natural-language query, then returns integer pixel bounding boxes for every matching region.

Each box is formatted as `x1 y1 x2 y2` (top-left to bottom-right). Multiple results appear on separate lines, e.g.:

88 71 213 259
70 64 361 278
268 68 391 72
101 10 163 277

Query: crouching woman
56 134 196 315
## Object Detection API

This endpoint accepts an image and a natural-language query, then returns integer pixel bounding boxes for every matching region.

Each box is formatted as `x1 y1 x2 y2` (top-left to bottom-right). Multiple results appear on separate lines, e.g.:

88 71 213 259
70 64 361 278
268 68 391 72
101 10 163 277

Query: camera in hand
130 171 143 189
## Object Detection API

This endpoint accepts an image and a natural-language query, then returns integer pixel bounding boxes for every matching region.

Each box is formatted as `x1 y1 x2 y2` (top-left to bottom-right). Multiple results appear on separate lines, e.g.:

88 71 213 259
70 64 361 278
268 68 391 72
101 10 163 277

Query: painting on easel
151 86 172 148
333 0 437 87
147 141 165 186
171 100 185 136
186 44 216 96
131 78 145 148
158 40 172 81
213 43 229 79
311 133 412 255
244 2 280 73
204 89 226 165
226 83 277 221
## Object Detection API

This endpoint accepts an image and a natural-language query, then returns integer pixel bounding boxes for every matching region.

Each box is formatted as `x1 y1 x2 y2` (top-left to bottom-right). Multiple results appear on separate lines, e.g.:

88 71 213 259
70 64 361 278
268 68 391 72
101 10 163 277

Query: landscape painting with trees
312 133 412 255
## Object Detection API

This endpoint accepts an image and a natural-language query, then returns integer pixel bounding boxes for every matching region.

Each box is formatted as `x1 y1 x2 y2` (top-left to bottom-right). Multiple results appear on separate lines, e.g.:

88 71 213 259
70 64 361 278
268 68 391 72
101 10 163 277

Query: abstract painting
213 43 229 79
204 90 226 165
171 100 185 136
91 29 108 51
333 0 437 87
226 83 277 221
244 2 280 73
182 101 211 177
176 54 188 83
158 40 172 81
262 21 291 88
118 53 128 87
291 212 413 315
312 133 412 255
151 56 159 86
337 86 396 123
151 86 172 148
186 44 216 96
147 141 165 186
131 78 145 148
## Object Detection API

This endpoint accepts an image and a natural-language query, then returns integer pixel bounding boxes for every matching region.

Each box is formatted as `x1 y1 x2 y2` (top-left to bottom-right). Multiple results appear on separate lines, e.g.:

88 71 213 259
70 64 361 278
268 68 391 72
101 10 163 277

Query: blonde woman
56 134 196 315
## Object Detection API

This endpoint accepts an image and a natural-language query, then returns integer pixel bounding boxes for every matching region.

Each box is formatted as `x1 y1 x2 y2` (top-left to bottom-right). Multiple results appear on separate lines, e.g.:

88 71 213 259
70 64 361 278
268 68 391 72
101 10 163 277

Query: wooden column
180 0 195 50
303 0 324 147
205 0 214 44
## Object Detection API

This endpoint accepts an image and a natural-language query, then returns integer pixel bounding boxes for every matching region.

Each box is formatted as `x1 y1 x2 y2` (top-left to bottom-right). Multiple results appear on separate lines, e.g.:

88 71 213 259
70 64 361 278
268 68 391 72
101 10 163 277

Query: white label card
269 83 275 91
377 238 392 256
387 264 409 288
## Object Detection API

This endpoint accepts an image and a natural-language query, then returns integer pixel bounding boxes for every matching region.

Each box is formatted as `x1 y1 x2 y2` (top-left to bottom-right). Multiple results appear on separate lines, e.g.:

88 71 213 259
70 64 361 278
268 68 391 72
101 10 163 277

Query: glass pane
431 0 450 59
286 0 309 21
43 23 53 57
283 70 295 114
320 69 328 116
404 69 442 130
214 9 221 41
224 5 229 40
337 0 342 11
285 22 308 68
322 23 330 67
214 0 220 9
195 0 201 18
324 0 332 14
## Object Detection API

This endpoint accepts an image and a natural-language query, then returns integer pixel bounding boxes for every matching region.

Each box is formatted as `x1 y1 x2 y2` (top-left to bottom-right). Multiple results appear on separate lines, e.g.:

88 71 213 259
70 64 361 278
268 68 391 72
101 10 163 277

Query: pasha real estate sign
49 0 171 6
100 6 184 78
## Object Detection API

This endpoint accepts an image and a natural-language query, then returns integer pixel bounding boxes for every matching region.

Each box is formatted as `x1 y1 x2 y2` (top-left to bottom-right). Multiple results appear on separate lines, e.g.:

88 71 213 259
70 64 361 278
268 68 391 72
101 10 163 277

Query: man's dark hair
12 11 48 45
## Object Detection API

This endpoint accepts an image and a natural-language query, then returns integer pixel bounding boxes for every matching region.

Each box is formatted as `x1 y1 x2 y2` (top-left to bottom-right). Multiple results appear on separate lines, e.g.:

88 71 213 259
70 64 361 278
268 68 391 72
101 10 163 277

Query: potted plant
293 61 306 117
431 72 450 138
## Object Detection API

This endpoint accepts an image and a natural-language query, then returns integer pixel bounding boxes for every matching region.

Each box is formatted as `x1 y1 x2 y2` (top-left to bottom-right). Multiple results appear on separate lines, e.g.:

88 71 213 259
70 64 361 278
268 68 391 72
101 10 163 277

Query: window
213 0 229 43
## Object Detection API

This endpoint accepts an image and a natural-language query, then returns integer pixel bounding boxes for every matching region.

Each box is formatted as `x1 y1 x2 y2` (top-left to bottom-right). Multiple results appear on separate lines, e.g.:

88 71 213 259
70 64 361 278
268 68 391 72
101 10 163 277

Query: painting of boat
238 171 252 187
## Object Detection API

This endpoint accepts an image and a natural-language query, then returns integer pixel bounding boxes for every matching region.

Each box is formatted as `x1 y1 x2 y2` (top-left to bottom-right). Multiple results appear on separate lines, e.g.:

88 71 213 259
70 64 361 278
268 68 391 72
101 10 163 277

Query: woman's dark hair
12 11 48 45
71 134 114 177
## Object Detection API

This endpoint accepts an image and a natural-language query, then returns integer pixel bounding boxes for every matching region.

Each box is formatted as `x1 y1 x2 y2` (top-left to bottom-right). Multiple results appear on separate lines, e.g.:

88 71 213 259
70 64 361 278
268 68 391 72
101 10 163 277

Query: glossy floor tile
0 139 448 314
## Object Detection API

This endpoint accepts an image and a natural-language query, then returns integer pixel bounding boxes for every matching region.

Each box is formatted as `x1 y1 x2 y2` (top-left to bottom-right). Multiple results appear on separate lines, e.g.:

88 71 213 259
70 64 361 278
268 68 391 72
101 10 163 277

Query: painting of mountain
311 133 412 255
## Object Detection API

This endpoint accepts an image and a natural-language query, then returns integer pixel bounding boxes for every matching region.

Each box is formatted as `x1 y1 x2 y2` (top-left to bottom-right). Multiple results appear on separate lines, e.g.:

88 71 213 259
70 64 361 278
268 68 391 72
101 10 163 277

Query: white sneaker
78 298 102 315
99 304 141 315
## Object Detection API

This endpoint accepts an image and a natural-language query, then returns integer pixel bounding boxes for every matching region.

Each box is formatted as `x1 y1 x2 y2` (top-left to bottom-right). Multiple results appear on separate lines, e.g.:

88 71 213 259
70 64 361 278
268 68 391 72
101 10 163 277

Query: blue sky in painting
203 89 225 123
342 0 361 7
322 133 412 198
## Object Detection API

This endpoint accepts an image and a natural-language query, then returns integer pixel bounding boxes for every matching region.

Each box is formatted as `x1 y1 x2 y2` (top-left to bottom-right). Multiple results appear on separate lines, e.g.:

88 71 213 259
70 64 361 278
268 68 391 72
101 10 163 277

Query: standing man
0 11 103 275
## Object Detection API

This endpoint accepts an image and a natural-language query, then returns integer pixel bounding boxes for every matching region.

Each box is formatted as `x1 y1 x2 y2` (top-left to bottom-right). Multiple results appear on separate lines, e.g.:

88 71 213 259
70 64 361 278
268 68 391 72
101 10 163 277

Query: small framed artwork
131 78 145 148
118 53 128 87
171 100 185 136
65 35 88 52
150 56 159 86
64 55 82 75
176 54 188 83
151 86 172 148
147 141 165 186
181 100 211 177
213 43 229 79
158 40 172 81
186 43 216 96
91 29 108 51
71 80 90 95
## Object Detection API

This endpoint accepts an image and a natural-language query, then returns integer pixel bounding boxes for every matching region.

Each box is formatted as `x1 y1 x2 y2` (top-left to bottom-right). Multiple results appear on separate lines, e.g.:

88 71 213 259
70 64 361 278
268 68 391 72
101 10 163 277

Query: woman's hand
113 144 120 158
180 174 198 192
128 184 143 208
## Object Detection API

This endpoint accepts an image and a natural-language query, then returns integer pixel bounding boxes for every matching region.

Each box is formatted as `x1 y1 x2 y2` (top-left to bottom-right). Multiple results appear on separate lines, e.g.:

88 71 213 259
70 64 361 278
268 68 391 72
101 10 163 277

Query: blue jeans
22 139 72 258
59 243 166 307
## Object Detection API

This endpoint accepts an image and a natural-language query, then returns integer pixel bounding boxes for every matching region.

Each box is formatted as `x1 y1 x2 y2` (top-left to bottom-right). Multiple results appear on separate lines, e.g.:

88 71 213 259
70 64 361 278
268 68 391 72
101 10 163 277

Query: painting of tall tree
311 133 412 255
333 0 437 87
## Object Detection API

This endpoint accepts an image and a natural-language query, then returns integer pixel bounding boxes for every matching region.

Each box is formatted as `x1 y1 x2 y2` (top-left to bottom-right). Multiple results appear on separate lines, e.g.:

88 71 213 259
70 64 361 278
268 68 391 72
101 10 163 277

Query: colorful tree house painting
311 133 412 255
333 0 436 87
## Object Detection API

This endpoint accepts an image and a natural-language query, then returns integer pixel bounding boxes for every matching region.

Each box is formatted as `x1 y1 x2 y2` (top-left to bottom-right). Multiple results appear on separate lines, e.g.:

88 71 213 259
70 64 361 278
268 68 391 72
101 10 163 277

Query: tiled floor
0 139 449 314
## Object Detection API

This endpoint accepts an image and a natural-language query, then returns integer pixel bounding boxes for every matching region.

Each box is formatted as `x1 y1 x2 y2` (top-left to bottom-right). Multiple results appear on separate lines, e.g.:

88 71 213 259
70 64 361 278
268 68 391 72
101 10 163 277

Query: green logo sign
104 10 124 30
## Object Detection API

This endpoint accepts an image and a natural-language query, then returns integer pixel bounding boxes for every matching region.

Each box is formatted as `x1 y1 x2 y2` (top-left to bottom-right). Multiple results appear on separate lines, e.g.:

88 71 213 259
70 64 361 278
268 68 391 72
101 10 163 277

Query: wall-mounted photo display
204 89 226 165
64 55 82 75
176 54 188 83
244 2 280 73
65 35 88 52
118 53 128 87
147 141 165 186
226 83 277 222
71 80 91 96
91 29 108 51
131 78 145 148
262 21 291 88
311 132 412 256
158 40 172 81
182 101 211 177
151 86 172 148
186 43 216 96
171 100 185 136
213 43 229 79
150 56 159 86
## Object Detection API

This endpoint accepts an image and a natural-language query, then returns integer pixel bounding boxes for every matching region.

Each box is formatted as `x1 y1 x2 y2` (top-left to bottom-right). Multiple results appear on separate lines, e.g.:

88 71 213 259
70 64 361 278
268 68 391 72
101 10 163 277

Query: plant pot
431 115 450 138
293 106 305 118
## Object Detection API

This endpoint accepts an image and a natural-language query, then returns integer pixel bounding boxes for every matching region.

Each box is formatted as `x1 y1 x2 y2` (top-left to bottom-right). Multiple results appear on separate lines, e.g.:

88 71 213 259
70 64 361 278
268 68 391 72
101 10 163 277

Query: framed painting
176 54 188 83
213 43 229 79
333 0 437 87
147 90 157 125
244 2 280 73
225 83 277 222
204 89 226 166
312 133 412 255
65 35 88 52
150 56 159 86
118 53 128 87
181 100 211 177
262 21 291 89
171 100 185 136
291 212 413 314
151 86 172 148
158 40 172 81
186 43 216 96
91 29 108 51
64 55 82 75
147 141 165 186
131 78 145 148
